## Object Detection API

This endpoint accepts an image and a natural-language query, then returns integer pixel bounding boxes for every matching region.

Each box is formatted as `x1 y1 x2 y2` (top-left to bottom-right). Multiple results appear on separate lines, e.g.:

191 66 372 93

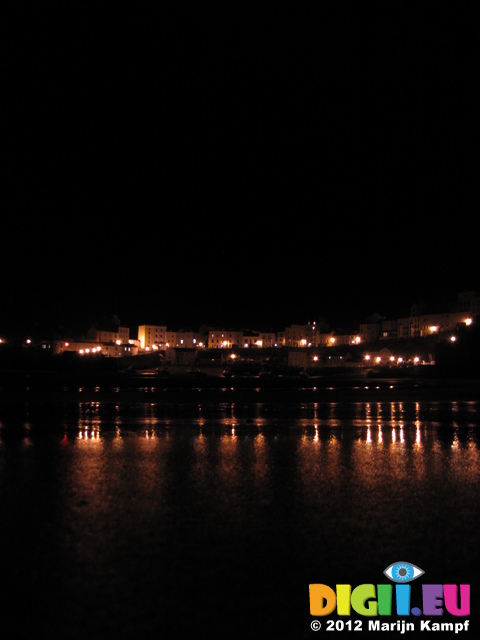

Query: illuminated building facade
285 324 317 347
165 330 206 348
53 340 136 357
138 325 167 350
208 329 243 348
242 331 276 348
397 312 470 339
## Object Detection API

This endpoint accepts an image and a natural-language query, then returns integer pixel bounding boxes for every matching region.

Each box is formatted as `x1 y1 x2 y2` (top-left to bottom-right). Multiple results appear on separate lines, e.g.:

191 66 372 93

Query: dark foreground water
1 376 480 639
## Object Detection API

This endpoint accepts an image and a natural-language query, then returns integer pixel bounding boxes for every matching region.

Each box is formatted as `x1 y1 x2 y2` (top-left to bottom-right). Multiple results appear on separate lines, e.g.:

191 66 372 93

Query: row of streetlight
364 355 421 365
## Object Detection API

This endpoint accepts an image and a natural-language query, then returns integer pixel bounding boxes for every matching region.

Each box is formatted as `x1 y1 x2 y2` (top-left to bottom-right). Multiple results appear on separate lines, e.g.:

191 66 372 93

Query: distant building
106 327 129 343
417 312 473 337
138 325 167 350
89 326 130 344
332 332 362 346
241 331 276 347
398 315 424 339
359 321 381 344
39 290 480 362
208 329 243 348
259 331 276 348
316 332 336 347
53 339 137 357
243 332 263 348
398 312 472 339
59 324 134 356
455 291 480 316
165 330 176 348
276 331 285 346
285 323 317 347
380 319 398 341
170 330 207 348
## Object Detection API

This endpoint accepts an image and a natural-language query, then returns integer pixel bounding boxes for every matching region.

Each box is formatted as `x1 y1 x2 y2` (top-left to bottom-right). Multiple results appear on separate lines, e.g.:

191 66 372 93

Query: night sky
2 7 478 338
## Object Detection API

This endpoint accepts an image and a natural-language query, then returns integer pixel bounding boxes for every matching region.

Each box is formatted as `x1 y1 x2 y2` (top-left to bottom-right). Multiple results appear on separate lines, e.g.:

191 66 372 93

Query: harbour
1 375 479 638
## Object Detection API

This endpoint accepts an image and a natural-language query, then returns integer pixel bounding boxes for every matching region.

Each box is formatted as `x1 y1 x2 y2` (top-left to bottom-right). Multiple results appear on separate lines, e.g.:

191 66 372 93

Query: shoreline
1 366 480 404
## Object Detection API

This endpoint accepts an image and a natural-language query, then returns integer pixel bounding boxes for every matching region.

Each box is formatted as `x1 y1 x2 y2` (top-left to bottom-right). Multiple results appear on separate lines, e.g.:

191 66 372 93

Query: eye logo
384 561 424 583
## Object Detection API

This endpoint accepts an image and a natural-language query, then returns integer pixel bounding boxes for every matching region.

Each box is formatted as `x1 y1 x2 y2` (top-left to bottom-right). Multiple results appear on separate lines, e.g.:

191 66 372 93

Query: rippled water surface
1 381 480 639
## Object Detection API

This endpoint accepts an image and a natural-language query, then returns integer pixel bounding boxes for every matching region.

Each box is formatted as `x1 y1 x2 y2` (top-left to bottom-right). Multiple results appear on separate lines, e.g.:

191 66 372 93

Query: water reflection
33 398 473 537
1 396 480 639
0 398 479 445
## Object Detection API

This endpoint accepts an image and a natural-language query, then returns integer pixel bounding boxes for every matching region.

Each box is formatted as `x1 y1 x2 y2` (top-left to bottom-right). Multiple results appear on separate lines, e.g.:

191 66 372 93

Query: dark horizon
1 282 477 342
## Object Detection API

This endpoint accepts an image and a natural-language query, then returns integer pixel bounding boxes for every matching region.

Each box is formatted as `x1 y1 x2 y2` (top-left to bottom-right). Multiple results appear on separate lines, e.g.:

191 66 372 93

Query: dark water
1 378 480 639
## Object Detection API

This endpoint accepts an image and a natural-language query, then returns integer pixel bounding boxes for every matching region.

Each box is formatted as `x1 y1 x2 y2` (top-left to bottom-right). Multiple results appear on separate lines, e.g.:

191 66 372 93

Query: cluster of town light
3 317 474 353
68 322 468 357
429 318 472 332
364 354 420 365
77 339 135 355
79 346 102 355
143 341 206 352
